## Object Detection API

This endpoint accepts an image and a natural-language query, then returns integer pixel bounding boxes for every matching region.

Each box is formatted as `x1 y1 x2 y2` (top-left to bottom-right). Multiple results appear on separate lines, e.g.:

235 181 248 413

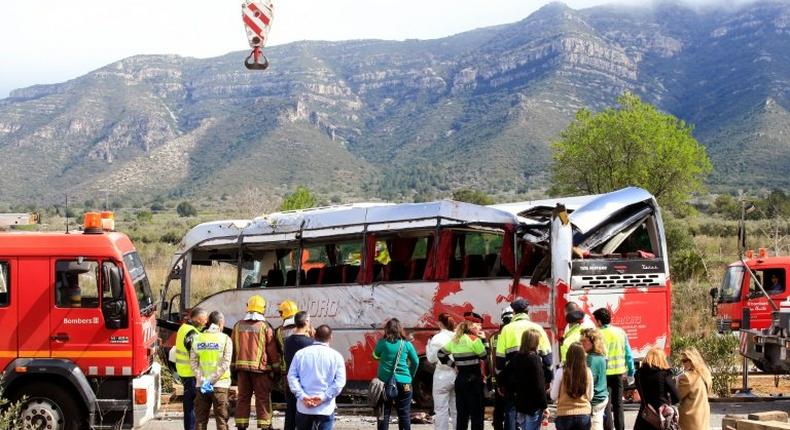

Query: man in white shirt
287 325 346 430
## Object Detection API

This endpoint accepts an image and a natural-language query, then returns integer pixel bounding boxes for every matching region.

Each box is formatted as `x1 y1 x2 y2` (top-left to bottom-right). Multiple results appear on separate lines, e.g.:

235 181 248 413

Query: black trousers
604 374 624 430
454 371 484 430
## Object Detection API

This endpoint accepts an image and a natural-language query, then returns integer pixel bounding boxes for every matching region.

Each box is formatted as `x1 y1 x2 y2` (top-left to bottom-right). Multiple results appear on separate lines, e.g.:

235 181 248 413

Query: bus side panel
572 287 669 359
17 257 51 358
0 258 18 369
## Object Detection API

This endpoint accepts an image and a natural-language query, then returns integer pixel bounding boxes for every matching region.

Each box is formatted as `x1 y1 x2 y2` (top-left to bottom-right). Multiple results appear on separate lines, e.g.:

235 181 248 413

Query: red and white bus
157 187 670 401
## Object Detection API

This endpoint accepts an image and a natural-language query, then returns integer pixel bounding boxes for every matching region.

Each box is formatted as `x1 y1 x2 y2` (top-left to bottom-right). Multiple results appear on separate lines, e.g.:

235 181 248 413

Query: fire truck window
55 260 100 308
751 269 785 296
0 262 8 306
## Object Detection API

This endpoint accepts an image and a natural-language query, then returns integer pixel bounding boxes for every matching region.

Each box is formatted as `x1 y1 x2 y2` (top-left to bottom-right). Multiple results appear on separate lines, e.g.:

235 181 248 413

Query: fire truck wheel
14 382 84 430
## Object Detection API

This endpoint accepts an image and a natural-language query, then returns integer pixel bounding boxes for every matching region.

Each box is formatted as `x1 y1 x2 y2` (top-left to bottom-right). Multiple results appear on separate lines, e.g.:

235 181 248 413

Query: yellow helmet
278 300 299 319
247 295 266 314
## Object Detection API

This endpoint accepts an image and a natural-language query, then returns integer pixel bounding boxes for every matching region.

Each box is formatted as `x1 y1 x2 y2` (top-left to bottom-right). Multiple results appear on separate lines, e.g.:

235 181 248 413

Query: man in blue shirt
287 325 346 430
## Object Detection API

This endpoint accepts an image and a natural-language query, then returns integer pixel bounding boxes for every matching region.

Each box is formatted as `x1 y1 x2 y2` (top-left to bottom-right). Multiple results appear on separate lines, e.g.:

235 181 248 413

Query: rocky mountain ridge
1 0 789 204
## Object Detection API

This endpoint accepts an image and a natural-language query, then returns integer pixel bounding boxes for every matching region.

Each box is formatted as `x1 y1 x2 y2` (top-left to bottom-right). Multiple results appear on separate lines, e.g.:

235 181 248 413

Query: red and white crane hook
241 0 274 70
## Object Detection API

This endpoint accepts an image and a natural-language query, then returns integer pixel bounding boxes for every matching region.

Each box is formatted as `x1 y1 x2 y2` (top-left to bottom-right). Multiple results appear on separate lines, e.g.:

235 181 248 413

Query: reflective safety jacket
560 323 583 363
600 324 635 376
275 319 296 373
232 318 281 373
437 334 488 374
192 329 232 387
175 323 199 377
495 313 551 373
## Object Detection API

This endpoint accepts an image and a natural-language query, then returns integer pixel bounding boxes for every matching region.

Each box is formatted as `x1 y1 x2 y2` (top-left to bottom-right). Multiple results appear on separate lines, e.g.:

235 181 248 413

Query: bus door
745 266 787 329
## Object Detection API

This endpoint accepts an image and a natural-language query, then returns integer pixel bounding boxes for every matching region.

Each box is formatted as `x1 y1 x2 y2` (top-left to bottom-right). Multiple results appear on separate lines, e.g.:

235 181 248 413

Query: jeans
455 372 484 430
500 396 517 430
296 411 335 430
378 382 413 430
555 414 591 430
181 377 196 430
604 374 624 430
516 410 544 430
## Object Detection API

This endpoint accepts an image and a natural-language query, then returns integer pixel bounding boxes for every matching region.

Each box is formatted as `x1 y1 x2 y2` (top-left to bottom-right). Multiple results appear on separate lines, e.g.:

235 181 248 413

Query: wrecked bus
157 187 670 402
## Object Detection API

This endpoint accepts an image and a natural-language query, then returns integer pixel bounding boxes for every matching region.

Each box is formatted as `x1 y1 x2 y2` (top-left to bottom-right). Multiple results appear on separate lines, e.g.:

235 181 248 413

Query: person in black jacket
633 347 679 430
504 329 548 430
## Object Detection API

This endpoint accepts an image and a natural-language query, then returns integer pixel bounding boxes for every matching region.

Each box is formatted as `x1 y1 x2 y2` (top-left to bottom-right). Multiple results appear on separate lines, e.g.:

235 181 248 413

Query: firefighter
490 306 513 430
191 311 233 430
175 307 209 430
495 299 552 430
593 308 635 430
438 312 488 430
275 299 300 372
232 295 281 430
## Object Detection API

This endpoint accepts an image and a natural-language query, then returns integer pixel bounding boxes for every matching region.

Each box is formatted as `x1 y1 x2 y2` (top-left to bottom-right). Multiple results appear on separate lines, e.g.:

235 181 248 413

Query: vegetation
551 93 712 212
0 388 23 430
671 334 740 398
176 201 197 217
452 189 495 205
280 186 317 211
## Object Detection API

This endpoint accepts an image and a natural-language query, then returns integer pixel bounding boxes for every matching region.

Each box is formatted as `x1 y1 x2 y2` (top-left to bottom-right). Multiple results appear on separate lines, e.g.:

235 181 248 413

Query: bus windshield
124 251 155 315
719 266 744 303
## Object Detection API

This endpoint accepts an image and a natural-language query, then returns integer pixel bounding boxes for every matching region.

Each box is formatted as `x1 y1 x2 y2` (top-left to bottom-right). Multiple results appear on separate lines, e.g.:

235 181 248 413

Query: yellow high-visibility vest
601 325 627 375
194 331 231 385
495 314 551 359
560 323 583 362
175 323 198 378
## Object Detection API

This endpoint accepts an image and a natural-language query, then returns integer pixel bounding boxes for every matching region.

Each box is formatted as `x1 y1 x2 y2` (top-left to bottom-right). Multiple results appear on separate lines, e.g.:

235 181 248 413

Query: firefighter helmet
278 300 299 319
247 295 266 314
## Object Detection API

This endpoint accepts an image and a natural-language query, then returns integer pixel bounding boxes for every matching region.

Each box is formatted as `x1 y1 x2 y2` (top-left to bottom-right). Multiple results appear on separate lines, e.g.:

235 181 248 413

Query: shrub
160 230 182 245
137 210 153 223
176 201 197 217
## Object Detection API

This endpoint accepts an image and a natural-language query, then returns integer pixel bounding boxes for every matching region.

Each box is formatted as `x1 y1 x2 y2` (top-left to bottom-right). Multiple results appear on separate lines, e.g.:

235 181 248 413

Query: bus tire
412 356 435 409
12 382 85 430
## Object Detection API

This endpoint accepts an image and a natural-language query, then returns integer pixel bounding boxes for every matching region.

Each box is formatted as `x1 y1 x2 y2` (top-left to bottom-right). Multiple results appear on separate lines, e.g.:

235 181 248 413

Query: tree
280 186 317 211
176 201 197 217
551 93 712 211
452 188 495 205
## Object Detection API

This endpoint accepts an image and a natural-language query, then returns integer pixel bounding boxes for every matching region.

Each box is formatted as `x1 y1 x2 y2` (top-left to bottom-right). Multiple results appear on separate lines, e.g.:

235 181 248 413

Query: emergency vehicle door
0 259 18 368
745 266 787 329
49 258 134 376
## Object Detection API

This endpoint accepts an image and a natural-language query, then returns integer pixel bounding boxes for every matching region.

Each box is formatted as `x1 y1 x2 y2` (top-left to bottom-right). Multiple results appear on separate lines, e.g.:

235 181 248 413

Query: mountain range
1 0 789 206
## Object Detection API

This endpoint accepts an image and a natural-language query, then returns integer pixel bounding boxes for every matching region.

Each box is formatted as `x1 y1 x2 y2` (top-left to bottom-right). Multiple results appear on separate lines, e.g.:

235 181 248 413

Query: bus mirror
169 266 181 280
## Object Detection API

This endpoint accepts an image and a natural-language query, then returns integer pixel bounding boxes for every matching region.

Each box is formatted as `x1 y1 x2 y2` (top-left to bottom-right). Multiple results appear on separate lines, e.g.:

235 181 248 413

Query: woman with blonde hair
633 347 679 430
550 342 593 430
677 347 711 430
580 329 608 430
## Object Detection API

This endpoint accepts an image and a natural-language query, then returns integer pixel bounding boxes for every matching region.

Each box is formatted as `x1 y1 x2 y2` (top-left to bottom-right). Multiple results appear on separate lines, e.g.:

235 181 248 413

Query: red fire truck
0 212 161 429
712 251 790 333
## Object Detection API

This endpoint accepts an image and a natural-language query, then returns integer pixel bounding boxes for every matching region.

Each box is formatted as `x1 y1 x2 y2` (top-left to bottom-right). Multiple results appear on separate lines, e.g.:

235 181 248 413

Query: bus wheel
14 382 84 430
412 356 435 409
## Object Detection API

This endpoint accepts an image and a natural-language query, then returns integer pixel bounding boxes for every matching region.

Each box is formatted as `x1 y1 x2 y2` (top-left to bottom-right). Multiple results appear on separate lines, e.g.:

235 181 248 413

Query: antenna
65 195 70 234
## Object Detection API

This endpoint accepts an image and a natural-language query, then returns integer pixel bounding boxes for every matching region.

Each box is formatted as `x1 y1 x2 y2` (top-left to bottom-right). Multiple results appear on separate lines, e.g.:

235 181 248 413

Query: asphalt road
142 400 790 430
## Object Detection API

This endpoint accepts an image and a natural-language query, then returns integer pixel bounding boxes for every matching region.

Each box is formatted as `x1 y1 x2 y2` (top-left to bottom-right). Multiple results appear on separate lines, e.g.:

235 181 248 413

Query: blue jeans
296 411 335 430
517 410 544 430
378 382 413 430
181 377 196 430
555 414 591 430
502 398 517 430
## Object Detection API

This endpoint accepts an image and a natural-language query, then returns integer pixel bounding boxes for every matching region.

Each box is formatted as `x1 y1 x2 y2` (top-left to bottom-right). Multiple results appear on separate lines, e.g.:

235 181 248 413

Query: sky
0 0 754 98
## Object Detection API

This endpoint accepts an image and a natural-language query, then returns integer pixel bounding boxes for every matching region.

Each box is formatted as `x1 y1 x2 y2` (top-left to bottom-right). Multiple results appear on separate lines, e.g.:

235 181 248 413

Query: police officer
495 299 552 430
490 306 513 430
175 307 208 430
438 312 488 430
191 311 233 430
593 308 635 430
560 310 586 362
232 295 281 430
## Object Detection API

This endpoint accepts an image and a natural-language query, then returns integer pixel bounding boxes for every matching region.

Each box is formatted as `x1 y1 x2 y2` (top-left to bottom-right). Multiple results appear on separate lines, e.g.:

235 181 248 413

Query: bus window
590 216 660 258
302 239 363 285
374 233 433 282
450 230 507 279
239 248 300 288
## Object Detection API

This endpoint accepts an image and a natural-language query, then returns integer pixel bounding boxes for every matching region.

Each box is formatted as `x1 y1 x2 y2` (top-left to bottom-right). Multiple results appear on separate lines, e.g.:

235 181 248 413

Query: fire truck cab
0 213 161 429
712 254 790 333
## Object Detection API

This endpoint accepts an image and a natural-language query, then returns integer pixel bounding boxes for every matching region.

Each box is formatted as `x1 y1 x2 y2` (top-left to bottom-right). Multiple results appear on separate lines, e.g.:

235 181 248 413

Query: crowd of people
171 295 711 430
